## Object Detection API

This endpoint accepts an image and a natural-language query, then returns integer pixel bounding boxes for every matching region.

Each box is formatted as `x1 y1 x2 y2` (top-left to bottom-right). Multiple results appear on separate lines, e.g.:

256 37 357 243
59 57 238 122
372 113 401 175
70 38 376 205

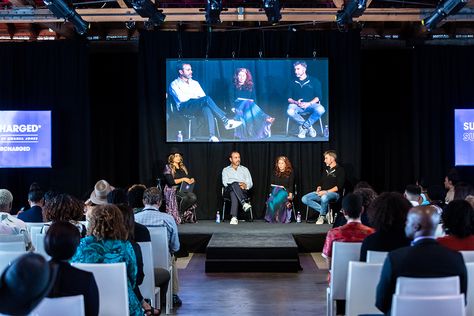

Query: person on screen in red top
286 60 325 139
169 62 242 142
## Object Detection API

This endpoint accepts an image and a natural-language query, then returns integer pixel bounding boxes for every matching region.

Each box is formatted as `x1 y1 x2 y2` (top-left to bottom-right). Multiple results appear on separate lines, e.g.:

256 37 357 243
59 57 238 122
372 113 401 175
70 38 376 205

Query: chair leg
319 117 324 134
326 287 333 316
222 200 226 222
249 206 254 222
188 118 192 140
292 205 296 222
286 117 290 136
305 205 309 222
214 117 221 138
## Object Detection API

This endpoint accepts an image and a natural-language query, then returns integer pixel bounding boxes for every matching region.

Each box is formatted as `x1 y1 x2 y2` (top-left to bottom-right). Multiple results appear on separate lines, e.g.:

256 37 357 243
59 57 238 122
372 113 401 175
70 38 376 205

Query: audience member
42 193 86 236
453 181 474 201
0 188 32 250
404 184 422 206
437 200 474 251
84 180 114 211
376 205 468 314
17 182 44 222
333 187 378 228
128 184 147 214
427 184 446 208
360 192 411 261
45 221 99 316
444 168 459 204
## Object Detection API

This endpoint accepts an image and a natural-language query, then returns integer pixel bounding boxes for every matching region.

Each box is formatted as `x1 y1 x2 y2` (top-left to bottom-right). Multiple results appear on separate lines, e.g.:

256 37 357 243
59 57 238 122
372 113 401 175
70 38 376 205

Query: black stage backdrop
137 30 362 219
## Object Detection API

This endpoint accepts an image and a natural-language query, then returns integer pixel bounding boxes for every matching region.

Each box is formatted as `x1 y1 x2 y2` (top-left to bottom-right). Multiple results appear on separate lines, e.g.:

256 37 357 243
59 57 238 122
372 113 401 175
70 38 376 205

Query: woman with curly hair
230 68 274 139
437 200 474 251
42 193 86 236
265 156 294 223
359 192 412 261
163 149 197 224
71 204 143 316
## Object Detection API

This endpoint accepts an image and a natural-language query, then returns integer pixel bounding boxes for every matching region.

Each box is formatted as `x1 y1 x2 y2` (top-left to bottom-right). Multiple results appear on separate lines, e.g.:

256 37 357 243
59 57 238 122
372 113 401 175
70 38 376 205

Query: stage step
205 233 300 273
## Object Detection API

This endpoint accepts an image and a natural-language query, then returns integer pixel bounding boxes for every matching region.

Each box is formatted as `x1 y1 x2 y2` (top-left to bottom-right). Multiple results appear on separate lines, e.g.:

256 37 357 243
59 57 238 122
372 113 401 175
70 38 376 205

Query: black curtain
137 30 362 219
0 41 91 210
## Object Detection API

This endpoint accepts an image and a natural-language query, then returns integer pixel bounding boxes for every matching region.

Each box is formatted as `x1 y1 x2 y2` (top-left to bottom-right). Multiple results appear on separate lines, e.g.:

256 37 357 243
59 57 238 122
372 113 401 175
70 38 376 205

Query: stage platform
178 220 330 255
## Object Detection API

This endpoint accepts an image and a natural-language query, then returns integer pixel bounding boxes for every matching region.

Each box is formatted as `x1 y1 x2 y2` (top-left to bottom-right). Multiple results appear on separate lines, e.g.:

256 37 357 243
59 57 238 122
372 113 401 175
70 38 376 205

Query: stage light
263 0 281 24
130 0 166 26
335 0 367 28
422 0 468 31
206 0 222 24
43 0 89 35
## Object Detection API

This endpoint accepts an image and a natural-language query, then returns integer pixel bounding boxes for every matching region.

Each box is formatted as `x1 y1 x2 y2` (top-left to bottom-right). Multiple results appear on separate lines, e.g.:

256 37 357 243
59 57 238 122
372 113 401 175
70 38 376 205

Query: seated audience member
72 204 143 316
45 221 99 316
333 186 378 228
466 195 474 208
163 149 197 224
437 200 474 251
43 193 86 236
84 179 115 213
0 253 57 315
265 156 294 223
453 181 474 201
134 187 182 307
404 184 423 206
0 188 32 250
17 182 44 222
444 168 459 204
128 184 147 214
360 192 412 261
376 205 468 315
427 184 446 208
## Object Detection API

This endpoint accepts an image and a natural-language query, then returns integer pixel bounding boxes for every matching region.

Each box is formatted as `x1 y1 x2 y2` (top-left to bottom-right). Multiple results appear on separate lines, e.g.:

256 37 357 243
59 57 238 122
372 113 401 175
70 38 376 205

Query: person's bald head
404 205 441 239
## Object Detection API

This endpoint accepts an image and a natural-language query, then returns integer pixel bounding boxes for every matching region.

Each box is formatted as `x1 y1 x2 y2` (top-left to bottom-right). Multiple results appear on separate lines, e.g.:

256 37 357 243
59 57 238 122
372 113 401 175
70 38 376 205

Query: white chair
29 295 85 316
434 223 446 238
366 250 388 264
25 222 45 233
148 227 173 315
326 242 362 316
395 276 460 296
138 241 160 308
460 250 474 263
0 234 24 242
465 262 474 316
73 262 129 316
0 241 25 251
30 226 43 249
391 294 465 316
0 250 26 273
345 261 383 316
34 234 50 260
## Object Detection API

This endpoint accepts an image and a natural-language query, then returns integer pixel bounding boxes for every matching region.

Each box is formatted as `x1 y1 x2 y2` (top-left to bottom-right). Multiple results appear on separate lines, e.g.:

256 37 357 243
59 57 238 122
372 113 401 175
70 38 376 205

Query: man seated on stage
376 205 468 314
169 62 242 142
302 150 345 224
222 151 253 225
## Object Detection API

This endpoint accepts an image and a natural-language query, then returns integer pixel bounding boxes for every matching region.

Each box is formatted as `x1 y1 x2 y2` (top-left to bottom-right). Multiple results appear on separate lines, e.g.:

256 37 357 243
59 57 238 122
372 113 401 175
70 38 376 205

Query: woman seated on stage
163 149 197 224
230 68 274 140
265 156 294 223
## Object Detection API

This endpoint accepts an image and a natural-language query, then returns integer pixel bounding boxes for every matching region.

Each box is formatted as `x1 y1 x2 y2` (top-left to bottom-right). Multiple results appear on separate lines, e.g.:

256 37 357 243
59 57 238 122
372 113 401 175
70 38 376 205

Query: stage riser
205 259 300 273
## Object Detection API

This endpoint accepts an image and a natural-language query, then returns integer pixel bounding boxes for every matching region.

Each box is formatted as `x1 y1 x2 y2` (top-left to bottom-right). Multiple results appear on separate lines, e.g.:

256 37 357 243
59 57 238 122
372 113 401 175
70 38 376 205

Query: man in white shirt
169 62 242 142
222 151 253 225
0 189 32 250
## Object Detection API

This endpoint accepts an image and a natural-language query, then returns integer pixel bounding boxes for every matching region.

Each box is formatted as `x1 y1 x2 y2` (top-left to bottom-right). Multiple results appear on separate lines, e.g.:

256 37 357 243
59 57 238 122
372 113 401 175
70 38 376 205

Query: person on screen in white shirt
169 62 242 142
222 151 253 225
286 60 325 139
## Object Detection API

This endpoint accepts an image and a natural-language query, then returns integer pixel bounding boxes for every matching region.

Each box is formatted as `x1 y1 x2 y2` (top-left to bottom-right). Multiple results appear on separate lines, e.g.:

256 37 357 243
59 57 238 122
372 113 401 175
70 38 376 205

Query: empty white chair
138 241 160 308
326 242 362 316
345 261 383 316
391 294 465 316
0 250 26 273
29 295 85 316
395 276 460 296
366 250 388 264
72 262 128 316
465 262 474 316
460 251 474 263
0 241 25 251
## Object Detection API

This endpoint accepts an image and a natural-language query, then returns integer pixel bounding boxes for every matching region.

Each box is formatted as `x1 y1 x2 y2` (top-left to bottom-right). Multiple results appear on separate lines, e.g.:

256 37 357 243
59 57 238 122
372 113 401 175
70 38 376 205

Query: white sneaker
230 217 238 225
308 126 317 137
316 216 325 225
242 202 252 212
209 136 219 142
297 126 307 138
224 119 243 130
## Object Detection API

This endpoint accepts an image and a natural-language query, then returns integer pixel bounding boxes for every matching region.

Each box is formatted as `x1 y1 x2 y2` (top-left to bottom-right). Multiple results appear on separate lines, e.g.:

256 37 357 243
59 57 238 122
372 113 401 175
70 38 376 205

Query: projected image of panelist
169 62 242 142
229 68 275 139
287 61 325 139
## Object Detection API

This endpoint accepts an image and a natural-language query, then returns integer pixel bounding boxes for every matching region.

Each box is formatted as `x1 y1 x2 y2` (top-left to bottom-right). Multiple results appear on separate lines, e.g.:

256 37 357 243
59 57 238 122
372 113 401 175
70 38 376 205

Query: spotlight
206 0 222 24
263 0 281 24
335 0 367 28
422 0 468 31
130 0 166 26
43 0 89 35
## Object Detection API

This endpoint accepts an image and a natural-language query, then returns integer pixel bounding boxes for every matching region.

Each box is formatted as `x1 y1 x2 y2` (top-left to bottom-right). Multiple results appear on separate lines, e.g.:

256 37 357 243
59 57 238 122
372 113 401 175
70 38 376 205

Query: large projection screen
0 110 52 168
455 109 474 166
166 59 329 142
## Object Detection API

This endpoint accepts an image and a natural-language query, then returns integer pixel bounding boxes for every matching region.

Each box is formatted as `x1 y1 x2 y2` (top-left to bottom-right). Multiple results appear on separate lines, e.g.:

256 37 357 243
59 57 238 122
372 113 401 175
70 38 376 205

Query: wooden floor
174 253 328 315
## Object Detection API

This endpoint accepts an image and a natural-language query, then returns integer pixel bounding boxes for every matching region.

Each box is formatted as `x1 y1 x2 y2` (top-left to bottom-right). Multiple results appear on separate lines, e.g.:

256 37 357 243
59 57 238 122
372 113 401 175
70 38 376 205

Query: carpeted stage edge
177 220 330 254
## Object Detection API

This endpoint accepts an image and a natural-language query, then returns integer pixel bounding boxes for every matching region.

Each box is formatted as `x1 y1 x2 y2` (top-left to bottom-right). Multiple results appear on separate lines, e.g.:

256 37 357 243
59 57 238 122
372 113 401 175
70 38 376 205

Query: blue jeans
301 191 339 216
287 103 325 129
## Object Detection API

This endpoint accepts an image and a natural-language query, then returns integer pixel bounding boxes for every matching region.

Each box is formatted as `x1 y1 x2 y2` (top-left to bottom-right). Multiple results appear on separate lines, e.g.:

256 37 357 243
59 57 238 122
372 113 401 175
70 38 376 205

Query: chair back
391 294 465 316
34 234 50 260
148 226 171 269
0 241 25 251
25 222 45 232
28 295 85 316
330 242 362 300
30 226 43 249
0 250 26 274
395 276 460 296
465 262 474 316
72 262 129 316
460 250 474 263
366 250 388 264
0 234 24 243
345 261 383 316
138 242 159 307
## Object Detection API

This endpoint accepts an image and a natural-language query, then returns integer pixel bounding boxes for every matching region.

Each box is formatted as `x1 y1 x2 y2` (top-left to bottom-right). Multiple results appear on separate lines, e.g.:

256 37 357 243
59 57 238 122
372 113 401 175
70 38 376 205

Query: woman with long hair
265 156 294 223
163 149 197 224
230 68 274 139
